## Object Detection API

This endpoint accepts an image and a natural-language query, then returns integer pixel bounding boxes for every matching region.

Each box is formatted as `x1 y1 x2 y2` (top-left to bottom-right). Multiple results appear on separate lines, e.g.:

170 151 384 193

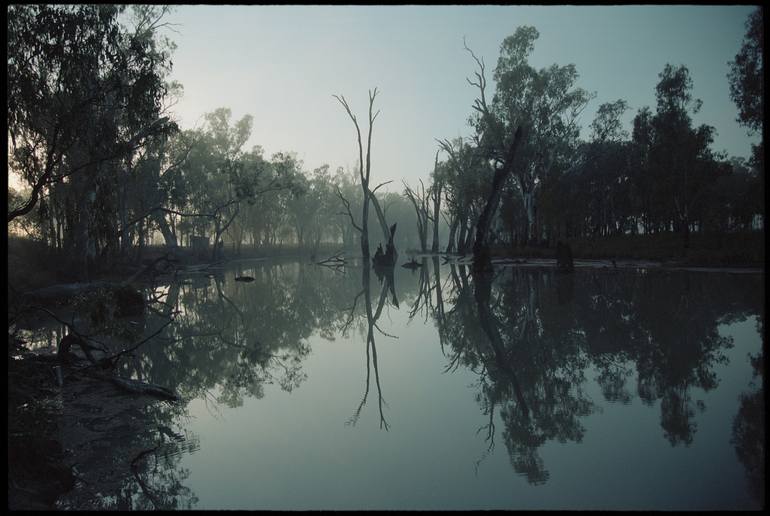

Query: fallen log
108 376 180 402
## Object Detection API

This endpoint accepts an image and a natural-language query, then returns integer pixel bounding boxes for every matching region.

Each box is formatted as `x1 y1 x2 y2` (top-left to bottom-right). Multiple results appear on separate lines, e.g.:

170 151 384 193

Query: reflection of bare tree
346 265 395 430
408 258 433 322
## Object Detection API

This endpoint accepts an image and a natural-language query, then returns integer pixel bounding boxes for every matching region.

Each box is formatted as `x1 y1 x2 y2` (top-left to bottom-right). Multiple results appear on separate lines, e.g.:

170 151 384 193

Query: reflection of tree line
126 263 365 407
427 264 762 488
55 398 199 510
125 261 762 500
731 343 764 506
27 261 761 504
27 262 382 510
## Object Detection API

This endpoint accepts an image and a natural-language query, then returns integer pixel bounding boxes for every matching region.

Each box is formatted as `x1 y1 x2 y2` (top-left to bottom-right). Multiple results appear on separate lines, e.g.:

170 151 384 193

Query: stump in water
372 223 398 268
556 241 574 273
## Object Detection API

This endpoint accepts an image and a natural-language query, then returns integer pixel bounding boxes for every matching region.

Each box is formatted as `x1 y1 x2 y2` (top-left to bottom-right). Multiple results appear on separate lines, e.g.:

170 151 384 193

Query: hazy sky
164 4 759 189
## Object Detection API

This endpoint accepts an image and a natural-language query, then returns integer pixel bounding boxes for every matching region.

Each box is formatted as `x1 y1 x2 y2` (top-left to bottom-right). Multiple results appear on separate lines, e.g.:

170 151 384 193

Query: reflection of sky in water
18 263 761 509
167 264 763 510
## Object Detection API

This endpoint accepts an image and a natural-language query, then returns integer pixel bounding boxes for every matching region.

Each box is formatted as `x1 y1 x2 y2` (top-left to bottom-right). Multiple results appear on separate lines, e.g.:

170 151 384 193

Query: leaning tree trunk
473 126 524 272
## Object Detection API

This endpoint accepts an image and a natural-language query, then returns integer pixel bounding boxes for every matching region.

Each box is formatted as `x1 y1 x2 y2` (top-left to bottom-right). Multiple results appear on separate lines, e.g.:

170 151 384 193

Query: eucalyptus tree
728 7 763 139
7 4 177 277
629 107 658 233
581 99 632 236
728 7 763 223
465 28 592 253
284 163 338 253
331 167 362 251
306 165 340 254
175 109 291 260
648 65 717 246
436 137 491 253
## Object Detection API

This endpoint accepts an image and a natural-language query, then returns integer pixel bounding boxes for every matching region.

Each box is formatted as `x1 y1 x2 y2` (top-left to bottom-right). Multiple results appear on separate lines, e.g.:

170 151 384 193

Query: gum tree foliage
7 5 177 276
728 7 763 222
728 7 763 137
174 108 294 259
646 65 719 242
477 27 593 245
436 137 494 253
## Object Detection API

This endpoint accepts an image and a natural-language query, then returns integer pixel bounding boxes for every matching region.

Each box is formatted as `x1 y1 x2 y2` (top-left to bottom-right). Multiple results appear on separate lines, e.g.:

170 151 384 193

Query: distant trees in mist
7 5 764 280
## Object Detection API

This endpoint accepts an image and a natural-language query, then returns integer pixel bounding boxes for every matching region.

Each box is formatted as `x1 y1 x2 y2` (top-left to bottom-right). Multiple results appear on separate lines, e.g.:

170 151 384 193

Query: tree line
8 6 763 281
432 16 763 256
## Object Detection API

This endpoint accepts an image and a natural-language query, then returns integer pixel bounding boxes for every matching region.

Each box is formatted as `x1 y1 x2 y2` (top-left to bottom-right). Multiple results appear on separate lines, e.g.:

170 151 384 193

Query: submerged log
234 276 255 282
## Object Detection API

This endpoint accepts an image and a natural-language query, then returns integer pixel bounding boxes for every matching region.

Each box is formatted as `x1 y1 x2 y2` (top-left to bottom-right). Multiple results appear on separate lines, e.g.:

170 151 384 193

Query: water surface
26 259 764 510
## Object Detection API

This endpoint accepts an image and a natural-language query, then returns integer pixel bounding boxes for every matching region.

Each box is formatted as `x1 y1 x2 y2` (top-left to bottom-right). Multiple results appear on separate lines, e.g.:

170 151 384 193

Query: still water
32 259 765 510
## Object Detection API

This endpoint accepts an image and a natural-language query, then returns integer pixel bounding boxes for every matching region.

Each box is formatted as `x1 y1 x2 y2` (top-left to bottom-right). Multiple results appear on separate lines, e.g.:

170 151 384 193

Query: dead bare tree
333 88 380 263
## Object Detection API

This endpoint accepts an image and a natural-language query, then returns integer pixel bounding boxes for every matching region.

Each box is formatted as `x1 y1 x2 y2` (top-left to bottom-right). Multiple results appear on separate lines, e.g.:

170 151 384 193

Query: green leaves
728 8 763 134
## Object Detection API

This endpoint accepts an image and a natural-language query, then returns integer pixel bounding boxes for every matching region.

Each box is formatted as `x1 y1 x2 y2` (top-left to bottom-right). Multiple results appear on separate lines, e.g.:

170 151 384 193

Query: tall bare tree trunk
334 88 381 264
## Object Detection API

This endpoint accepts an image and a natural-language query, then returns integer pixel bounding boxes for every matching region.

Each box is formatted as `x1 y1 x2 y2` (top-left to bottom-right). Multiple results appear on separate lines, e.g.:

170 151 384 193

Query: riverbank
9 233 764 299
487 231 765 268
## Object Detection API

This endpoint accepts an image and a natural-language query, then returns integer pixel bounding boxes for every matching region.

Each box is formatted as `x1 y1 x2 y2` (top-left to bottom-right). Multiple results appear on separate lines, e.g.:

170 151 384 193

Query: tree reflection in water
425 262 762 486
21 259 762 507
41 261 374 509
344 264 400 430
732 343 764 506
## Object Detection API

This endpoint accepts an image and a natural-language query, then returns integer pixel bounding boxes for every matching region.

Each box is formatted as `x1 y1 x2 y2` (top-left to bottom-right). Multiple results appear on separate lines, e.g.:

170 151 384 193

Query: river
17 258 765 510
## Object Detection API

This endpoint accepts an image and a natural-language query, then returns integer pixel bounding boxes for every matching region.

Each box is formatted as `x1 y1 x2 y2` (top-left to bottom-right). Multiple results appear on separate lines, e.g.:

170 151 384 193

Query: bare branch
463 37 490 119
334 94 366 186
371 180 392 194
335 185 362 233
365 88 380 186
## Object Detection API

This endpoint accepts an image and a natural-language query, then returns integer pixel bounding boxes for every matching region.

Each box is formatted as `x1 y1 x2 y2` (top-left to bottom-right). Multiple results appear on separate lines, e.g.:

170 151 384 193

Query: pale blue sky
164 5 760 189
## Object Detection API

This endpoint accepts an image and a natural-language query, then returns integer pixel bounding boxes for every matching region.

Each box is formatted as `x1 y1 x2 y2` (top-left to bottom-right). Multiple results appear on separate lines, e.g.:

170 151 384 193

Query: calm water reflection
28 259 764 509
